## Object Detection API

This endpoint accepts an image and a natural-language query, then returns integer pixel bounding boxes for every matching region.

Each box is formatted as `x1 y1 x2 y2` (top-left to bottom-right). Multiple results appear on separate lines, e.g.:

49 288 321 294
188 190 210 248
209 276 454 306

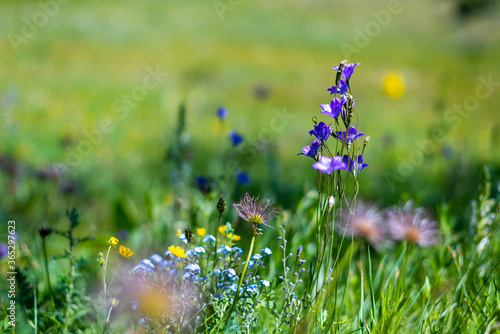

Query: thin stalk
41 237 55 309
103 245 112 311
220 233 256 331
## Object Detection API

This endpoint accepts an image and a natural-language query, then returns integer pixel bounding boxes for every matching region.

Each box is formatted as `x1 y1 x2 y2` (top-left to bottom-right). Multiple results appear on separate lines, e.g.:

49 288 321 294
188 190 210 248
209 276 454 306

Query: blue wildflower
309 122 331 142
252 253 263 260
223 268 238 281
336 126 364 144
236 171 250 185
229 130 243 146
229 284 238 292
202 235 216 243
243 260 255 268
186 264 201 273
217 106 229 119
319 95 347 119
260 280 270 287
333 62 360 80
150 254 163 264
231 246 243 254
327 78 349 95
217 245 232 253
247 284 257 293
312 156 345 174
342 155 369 173
214 268 221 275
298 139 321 159
261 247 272 255
179 233 187 245
193 246 206 254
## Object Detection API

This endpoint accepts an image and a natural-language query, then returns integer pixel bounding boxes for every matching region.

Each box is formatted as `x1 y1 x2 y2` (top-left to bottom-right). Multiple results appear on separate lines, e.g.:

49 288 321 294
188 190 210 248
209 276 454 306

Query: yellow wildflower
218 225 228 234
196 228 206 236
382 71 405 99
226 233 241 241
119 245 134 257
108 237 119 246
176 229 182 237
168 245 187 258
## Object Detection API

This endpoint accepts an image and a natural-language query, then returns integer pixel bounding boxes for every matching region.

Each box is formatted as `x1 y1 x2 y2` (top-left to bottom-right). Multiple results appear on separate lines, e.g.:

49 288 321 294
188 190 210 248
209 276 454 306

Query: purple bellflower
312 156 345 174
309 122 331 142
320 95 347 119
333 62 360 80
336 126 364 144
298 139 321 159
342 155 369 173
328 78 349 95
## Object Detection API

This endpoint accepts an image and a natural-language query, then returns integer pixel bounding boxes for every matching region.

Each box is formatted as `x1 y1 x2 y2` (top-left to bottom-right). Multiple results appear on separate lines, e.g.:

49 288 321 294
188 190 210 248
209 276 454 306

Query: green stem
103 245 112 312
220 233 256 331
42 237 55 309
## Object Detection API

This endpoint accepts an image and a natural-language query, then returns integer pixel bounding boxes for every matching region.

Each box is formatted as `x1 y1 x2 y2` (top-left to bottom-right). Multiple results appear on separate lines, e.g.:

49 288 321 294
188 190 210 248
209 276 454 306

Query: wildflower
202 235 216 243
229 130 243 146
333 62 360 80
218 224 229 234
195 176 212 193
336 126 365 144
231 246 243 254
168 245 187 258
150 254 164 264
176 229 182 237
233 193 279 235
217 245 232 253
97 252 105 266
243 260 255 268
217 106 229 119
179 233 188 244
226 233 241 241
382 70 405 99
108 237 119 246
319 95 347 119
328 78 349 95
298 139 321 159
261 247 272 255
196 228 206 236
260 280 270 287
236 171 250 185
252 253 263 260
119 245 134 258
340 202 385 246
387 201 438 247
247 284 257 293
223 268 238 280
193 246 206 254
308 122 331 142
312 156 345 174
342 155 369 173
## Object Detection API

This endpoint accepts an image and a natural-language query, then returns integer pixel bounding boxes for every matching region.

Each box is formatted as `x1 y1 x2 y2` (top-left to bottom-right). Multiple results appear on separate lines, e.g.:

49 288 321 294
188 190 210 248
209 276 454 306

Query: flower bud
328 196 335 211
312 116 318 125
184 228 195 244
38 227 53 238
297 245 303 255
217 195 226 214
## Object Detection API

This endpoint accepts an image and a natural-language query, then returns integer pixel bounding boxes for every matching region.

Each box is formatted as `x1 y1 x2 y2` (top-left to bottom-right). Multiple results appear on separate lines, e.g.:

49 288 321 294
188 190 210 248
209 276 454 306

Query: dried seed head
217 195 226 214
184 228 195 244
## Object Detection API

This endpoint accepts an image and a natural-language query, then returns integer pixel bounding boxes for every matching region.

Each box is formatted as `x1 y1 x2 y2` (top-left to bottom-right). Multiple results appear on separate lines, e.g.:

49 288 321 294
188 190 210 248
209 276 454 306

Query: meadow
1 0 500 332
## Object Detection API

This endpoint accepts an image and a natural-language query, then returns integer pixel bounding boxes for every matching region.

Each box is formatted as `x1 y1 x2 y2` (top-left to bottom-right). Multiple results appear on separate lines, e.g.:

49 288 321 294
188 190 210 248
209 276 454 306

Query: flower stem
41 237 55 309
103 245 112 312
220 233 256 330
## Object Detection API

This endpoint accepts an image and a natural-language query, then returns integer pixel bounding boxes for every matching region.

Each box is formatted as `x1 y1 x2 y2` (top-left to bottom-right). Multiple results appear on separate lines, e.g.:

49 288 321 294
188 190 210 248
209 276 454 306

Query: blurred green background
1 0 500 238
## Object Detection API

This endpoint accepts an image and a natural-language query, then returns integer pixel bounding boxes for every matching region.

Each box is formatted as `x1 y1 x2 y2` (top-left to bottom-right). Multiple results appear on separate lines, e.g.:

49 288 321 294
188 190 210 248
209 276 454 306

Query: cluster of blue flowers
299 61 369 174
131 232 273 326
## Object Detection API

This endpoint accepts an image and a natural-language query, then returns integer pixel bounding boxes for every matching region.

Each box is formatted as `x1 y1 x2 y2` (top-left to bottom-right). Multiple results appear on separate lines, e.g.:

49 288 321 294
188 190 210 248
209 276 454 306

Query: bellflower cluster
299 60 369 176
